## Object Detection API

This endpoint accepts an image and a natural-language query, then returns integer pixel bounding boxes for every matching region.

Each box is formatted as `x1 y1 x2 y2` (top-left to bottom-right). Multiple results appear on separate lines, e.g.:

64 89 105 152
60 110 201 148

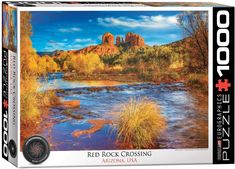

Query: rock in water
61 100 80 109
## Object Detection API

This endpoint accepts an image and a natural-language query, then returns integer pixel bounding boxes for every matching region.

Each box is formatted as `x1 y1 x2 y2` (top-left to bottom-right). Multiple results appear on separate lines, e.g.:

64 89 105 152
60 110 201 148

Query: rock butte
123 32 145 47
102 32 115 46
58 32 146 57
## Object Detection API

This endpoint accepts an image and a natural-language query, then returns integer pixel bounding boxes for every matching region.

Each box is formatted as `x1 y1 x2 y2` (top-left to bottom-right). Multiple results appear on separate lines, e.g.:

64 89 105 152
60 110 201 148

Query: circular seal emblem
23 136 50 164
9 139 17 158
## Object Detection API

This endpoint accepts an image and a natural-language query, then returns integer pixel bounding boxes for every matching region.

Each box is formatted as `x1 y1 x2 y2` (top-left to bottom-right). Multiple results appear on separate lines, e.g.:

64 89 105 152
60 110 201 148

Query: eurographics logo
23 136 50 164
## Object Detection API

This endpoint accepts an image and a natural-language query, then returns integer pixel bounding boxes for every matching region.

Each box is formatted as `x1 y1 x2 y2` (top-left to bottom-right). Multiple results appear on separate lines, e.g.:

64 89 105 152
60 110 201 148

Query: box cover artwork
1 1 234 167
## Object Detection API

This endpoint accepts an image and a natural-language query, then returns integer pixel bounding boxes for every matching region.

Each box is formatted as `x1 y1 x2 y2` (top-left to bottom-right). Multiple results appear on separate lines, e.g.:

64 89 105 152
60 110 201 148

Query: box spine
2 44 9 162
2 2 18 166
213 6 234 164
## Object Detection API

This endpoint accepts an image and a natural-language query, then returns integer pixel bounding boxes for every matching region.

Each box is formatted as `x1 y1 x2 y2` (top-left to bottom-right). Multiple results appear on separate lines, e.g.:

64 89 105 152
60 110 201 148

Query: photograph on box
20 10 208 151
2 4 17 52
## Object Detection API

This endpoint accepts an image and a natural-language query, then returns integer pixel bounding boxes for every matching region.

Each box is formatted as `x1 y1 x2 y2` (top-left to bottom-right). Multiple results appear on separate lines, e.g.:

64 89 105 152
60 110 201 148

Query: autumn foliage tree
76 53 104 75
20 12 40 77
63 53 104 75
21 12 59 76
177 11 208 70
20 12 59 145
38 55 59 74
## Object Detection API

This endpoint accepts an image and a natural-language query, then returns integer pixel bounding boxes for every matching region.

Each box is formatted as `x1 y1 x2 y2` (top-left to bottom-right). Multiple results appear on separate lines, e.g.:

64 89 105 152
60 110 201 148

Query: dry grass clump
20 76 41 125
20 75 60 126
20 75 60 149
115 97 166 149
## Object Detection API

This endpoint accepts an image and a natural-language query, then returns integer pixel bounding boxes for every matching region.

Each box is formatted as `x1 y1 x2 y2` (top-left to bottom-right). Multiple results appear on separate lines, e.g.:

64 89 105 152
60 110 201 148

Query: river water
38 73 208 150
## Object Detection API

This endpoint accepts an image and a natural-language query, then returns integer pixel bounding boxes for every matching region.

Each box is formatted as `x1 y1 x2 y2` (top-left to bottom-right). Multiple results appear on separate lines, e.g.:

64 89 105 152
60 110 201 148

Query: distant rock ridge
52 32 146 57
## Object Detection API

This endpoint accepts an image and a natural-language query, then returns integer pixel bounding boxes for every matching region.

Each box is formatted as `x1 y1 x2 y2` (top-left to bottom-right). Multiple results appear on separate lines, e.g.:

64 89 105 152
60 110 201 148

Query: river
38 73 208 150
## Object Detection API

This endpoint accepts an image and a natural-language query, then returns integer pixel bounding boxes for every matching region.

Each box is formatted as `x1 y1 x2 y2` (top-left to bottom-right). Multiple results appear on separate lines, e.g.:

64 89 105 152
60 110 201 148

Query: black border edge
2 2 9 162
2 47 9 161
213 6 234 164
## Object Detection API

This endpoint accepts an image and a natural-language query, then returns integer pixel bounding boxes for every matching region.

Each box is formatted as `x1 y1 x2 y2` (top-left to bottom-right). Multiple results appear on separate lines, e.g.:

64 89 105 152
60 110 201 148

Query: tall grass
115 97 166 149
21 75 60 126
20 75 41 126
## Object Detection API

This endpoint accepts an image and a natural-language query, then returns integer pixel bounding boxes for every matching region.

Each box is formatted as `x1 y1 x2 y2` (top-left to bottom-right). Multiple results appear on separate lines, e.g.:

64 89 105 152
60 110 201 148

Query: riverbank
63 72 186 84
63 72 207 94
63 72 141 82
20 96 81 150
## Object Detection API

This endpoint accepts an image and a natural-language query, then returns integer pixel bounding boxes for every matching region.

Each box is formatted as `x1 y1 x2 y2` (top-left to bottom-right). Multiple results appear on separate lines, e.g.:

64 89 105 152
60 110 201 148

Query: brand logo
23 136 50 164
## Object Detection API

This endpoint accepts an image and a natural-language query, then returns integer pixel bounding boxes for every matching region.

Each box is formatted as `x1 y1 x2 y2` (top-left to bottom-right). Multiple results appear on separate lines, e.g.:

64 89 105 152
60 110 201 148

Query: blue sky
30 11 183 52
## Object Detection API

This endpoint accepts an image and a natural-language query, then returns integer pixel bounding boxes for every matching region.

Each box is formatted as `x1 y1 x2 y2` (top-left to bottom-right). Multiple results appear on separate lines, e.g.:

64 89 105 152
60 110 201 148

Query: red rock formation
116 36 121 46
58 32 146 57
125 32 145 47
102 32 114 45
77 32 119 56
84 45 119 56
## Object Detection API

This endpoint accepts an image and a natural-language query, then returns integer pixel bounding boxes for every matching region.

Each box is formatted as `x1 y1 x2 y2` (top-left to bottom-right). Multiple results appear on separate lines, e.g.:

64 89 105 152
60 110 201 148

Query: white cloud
68 44 83 50
169 34 178 39
98 35 103 40
48 40 65 47
43 38 97 51
97 15 178 29
74 38 93 43
68 43 96 50
44 40 66 51
58 27 81 33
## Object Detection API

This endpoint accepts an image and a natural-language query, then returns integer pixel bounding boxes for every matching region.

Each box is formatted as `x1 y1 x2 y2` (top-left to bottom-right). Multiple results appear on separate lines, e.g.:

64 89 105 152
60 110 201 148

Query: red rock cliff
125 32 145 47
116 36 121 46
102 32 114 46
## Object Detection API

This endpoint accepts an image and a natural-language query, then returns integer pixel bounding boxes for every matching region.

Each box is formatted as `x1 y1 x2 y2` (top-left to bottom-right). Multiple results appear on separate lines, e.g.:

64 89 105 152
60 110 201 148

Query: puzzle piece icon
215 79 231 92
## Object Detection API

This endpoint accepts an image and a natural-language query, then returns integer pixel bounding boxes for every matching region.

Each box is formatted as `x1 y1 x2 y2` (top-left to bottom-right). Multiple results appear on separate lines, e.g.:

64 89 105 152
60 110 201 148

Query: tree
20 12 40 78
177 12 208 70
63 53 104 75
75 53 104 75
